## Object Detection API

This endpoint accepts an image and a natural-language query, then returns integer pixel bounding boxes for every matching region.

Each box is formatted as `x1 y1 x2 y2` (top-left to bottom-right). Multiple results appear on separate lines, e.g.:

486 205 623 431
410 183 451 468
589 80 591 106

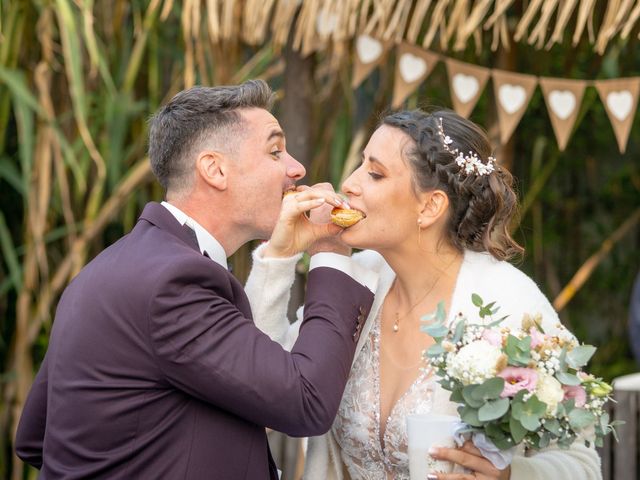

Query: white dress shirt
161 201 228 270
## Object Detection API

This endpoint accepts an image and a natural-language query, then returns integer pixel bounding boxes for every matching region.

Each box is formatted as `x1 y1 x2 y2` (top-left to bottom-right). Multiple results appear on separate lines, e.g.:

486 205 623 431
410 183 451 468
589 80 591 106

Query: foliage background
0 0 638 478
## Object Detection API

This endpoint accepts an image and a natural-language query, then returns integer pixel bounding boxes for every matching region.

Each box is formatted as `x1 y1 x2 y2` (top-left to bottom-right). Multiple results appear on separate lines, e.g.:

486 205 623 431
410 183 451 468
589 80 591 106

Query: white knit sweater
245 245 602 480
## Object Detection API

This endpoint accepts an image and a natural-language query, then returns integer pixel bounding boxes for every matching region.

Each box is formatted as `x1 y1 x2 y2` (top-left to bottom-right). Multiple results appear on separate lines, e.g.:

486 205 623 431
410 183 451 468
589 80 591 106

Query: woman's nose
341 171 360 196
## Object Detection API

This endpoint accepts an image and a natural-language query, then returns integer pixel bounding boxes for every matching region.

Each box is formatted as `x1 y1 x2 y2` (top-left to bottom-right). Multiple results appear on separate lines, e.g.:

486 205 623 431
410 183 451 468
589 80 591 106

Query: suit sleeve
15 355 49 469
149 257 374 437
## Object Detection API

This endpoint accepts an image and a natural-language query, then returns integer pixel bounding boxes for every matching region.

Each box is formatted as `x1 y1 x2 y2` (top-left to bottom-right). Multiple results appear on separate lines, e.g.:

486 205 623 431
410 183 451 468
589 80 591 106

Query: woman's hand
264 184 346 258
427 442 510 480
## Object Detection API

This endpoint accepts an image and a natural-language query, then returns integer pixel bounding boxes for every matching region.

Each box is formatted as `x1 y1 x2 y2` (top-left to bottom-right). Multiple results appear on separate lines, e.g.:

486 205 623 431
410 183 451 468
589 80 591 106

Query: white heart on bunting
549 90 576 120
452 74 479 104
399 53 427 83
606 90 633 121
356 35 383 64
316 11 338 36
498 84 527 114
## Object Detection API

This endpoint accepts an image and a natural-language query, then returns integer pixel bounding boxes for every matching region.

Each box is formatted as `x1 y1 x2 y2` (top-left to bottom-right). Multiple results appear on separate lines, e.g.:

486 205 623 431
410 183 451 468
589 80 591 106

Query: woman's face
340 125 424 251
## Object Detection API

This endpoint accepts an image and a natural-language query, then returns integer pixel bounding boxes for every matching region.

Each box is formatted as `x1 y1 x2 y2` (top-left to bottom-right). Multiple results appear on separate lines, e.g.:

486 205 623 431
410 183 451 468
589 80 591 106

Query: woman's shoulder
455 250 561 330
462 250 543 292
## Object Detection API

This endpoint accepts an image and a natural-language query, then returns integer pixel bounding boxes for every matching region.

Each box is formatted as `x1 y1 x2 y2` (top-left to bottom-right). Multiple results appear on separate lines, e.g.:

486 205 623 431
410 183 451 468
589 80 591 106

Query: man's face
228 108 306 239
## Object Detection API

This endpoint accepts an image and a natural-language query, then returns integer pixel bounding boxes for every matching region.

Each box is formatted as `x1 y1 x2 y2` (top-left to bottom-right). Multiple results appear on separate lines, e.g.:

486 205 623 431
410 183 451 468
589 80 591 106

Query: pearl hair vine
436 118 495 177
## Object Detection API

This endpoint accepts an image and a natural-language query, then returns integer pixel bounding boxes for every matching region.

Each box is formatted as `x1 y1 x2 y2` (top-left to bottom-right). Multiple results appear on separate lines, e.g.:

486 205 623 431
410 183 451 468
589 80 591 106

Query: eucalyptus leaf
520 413 541 431
426 344 445 357
556 371 581 386
558 345 568 371
491 435 516 451
538 432 551 449
423 323 449 338
435 301 447 322
473 377 505 401
543 418 561 436
462 385 485 408
566 345 596 369
509 416 528 443
562 398 576 415
478 397 510 421
460 406 482 427
487 316 508 328
450 387 464 403
452 319 465 344
472 293 483 307
568 408 596 430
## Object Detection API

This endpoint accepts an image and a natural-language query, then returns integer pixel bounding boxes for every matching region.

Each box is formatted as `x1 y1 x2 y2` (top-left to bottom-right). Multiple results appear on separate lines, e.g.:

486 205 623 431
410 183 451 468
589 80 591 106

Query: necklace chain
389 254 460 333
390 277 441 333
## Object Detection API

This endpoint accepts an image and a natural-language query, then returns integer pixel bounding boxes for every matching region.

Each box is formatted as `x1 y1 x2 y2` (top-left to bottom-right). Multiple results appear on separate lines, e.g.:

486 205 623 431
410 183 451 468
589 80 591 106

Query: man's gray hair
148 80 274 193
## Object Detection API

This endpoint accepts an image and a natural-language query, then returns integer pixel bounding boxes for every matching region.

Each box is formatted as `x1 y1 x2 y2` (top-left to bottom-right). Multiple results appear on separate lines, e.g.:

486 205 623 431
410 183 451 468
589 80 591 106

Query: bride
246 109 602 479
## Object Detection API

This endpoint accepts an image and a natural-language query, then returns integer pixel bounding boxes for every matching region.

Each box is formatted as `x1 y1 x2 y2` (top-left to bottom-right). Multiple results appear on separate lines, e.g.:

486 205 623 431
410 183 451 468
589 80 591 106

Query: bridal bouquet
422 295 618 452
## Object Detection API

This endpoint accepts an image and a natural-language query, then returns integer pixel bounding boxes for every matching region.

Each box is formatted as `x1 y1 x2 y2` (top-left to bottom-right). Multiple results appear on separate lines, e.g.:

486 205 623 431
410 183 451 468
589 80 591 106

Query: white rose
535 374 564 415
446 340 503 385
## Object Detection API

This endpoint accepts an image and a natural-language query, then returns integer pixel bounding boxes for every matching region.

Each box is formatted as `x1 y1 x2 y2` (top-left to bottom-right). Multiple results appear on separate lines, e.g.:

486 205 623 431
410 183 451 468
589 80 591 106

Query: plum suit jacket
16 202 373 479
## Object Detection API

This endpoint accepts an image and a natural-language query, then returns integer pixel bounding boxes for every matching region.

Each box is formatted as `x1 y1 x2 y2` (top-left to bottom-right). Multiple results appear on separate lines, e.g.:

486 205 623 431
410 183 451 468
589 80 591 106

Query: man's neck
165 197 250 256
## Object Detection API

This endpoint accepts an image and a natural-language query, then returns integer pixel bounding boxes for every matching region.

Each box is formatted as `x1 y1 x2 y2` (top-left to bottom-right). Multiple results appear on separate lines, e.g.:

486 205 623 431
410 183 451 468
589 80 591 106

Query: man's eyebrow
267 130 285 142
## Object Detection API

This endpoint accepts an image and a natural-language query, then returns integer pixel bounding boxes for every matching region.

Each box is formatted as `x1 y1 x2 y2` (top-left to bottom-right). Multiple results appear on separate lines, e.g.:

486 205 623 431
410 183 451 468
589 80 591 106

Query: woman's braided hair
381 109 523 261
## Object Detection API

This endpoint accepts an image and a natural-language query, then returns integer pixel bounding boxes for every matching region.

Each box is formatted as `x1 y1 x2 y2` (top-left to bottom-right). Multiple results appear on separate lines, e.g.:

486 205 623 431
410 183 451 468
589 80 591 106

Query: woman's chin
340 224 367 249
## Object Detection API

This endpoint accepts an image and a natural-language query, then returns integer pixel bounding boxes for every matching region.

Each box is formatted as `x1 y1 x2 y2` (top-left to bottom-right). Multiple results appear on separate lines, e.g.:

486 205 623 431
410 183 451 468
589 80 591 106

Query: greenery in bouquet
422 294 620 451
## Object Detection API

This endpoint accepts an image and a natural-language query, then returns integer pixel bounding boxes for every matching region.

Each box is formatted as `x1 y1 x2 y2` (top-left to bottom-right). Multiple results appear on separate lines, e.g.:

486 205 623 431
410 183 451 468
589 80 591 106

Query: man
15 80 375 479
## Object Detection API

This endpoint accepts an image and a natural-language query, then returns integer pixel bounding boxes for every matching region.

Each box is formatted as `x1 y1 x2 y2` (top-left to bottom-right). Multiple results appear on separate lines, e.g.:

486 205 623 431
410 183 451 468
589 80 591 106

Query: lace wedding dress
332 311 435 480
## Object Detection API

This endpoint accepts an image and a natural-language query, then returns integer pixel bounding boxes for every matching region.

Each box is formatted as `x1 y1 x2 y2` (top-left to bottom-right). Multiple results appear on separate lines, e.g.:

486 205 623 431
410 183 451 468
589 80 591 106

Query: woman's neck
381 241 463 307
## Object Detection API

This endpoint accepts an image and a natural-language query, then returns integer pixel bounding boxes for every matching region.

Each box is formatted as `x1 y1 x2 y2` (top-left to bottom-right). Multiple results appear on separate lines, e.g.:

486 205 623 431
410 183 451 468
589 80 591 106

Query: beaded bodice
332 312 435 479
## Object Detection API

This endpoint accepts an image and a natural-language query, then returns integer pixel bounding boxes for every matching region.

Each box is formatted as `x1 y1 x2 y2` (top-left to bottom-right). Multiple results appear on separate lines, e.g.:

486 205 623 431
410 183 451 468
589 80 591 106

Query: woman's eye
368 172 383 180
271 150 282 158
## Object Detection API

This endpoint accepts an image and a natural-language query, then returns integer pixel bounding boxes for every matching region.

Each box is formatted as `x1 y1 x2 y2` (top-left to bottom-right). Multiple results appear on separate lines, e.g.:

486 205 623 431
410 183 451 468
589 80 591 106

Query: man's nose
286 155 306 180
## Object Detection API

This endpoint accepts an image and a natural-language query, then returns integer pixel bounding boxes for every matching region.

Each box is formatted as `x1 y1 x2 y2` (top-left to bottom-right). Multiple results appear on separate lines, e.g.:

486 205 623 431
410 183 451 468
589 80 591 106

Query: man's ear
196 150 227 191
417 189 449 227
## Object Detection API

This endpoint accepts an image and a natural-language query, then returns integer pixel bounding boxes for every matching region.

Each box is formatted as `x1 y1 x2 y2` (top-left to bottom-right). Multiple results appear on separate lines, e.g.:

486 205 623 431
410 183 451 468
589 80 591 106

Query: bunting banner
392 43 440 108
352 35 391 89
351 35 638 152
594 78 640 154
491 70 538 145
539 78 588 151
445 58 491 119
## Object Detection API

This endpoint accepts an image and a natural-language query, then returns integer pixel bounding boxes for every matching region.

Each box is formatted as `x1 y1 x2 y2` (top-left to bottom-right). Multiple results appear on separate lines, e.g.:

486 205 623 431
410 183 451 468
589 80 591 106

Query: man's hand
264 184 346 258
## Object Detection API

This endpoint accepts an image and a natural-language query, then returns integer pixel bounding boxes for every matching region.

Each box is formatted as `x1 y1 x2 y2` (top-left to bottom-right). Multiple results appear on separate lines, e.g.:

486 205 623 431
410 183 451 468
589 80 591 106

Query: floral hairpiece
437 118 495 177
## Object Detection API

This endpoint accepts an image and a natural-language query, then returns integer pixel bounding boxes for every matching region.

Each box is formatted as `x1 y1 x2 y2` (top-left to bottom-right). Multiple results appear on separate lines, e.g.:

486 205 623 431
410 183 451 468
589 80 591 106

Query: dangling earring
417 219 422 248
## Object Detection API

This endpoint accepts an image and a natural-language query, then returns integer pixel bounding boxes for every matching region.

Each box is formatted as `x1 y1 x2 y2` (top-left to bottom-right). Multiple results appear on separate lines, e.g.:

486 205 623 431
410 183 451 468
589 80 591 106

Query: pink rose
482 329 503 347
529 328 545 349
497 367 538 398
563 385 587 408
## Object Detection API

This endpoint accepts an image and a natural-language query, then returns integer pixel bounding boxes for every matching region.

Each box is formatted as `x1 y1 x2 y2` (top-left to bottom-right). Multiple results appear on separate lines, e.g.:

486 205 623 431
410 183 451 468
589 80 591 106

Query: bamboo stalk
553 207 640 311
27 158 153 343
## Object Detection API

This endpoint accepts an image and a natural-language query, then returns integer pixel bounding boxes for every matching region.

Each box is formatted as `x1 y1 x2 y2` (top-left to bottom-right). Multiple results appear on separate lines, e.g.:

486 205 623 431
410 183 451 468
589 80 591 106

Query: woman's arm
245 243 302 349
510 443 601 480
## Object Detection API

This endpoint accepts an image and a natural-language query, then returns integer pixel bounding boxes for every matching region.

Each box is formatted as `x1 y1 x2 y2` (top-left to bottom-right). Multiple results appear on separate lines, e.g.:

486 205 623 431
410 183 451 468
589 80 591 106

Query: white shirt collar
161 201 228 270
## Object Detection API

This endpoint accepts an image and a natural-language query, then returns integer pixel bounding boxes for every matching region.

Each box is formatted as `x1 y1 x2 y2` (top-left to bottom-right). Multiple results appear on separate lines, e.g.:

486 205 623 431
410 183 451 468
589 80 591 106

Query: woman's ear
418 190 449 227
196 150 227 191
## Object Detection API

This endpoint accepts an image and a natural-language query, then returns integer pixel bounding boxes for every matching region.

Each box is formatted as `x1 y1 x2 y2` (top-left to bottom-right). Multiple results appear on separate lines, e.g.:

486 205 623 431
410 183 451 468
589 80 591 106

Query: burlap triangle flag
445 58 491 118
594 77 640 153
492 70 538 144
391 44 440 108
352 35 390 88
539 78 588 151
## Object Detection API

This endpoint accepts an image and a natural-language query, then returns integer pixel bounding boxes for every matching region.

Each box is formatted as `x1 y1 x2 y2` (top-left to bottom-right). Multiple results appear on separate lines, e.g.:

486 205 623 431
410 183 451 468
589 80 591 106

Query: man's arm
15 355 48 469
149 256 373 437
